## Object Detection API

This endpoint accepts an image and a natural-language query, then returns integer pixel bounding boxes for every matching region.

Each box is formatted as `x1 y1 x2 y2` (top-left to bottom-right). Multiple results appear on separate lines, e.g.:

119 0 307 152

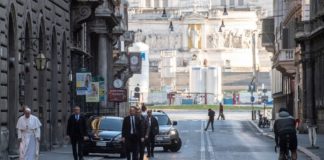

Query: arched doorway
23 16 33 107
8 10 18 154
37 23 48 149
50 29 59 145
61 34 68 142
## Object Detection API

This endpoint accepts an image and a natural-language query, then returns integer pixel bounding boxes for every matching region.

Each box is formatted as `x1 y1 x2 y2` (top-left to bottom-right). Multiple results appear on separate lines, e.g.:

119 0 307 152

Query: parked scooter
258 112 270 128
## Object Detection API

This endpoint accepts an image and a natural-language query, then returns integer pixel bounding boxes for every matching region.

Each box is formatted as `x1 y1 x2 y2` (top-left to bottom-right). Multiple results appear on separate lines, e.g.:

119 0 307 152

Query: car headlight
113 134 122 142
169 130 177 135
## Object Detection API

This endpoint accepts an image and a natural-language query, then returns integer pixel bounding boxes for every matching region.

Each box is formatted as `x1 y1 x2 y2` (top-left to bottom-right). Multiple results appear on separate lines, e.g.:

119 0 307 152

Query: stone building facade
269 0 303 122
296 0 324 133
0 0 71 158
70 0 132 116
128 0 273 104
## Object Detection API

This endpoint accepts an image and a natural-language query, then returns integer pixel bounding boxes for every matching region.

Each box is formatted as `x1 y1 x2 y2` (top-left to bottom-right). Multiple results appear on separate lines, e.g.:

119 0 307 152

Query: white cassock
16 115 42 160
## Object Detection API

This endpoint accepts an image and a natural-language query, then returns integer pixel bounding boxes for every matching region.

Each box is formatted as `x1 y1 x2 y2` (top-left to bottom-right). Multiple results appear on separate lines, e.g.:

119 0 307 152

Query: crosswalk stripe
201 120 206 160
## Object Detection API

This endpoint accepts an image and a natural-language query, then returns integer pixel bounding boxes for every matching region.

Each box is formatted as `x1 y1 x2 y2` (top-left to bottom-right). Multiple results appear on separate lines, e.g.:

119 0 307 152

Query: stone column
303 40 315 125
182 24 188 50
201 24 207 49
98 34 108 108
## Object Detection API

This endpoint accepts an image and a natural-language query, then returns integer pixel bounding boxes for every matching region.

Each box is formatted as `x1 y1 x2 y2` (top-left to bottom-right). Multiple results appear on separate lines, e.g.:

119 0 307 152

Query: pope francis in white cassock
16 107 42 160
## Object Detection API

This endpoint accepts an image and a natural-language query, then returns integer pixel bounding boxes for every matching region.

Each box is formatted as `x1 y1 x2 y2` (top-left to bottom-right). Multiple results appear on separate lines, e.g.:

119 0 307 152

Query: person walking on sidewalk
67 106 88 160
205 109 215 131
274 108 297 160
145 110 159 157
217 103 225 120
16 107 42 160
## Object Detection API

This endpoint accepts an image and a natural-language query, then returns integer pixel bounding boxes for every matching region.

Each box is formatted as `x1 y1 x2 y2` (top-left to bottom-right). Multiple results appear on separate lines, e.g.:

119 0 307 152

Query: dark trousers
205 118 214 131
126 136 139 160
70 136 84 160
217 112 225 120
146 134 155 157
138 141 145 160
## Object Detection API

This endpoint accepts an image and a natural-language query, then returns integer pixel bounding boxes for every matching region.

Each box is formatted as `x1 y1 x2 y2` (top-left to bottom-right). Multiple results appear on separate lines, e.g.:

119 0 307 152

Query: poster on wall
76 72 92 95
86 82 100 102
99 81 105 102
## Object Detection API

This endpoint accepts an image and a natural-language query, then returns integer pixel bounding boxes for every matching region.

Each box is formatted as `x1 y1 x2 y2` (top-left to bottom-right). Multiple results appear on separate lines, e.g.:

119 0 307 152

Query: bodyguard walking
122 107 145 160
136 107 147 160
67 106 87 160
205 108 215 131
145 110 159 157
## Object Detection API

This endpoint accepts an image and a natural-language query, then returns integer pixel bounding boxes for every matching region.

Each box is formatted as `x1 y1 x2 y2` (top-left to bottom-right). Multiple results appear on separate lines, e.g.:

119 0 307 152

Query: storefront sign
108 89 127 102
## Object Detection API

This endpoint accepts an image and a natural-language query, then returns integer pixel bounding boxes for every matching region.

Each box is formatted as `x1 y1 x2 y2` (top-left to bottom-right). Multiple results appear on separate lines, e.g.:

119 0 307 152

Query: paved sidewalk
250 120 323 160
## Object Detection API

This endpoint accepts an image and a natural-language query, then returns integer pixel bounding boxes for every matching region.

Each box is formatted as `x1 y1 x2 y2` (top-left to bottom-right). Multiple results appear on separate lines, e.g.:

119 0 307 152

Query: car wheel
169 138 182 152
83 151 89 156
163 146 169 152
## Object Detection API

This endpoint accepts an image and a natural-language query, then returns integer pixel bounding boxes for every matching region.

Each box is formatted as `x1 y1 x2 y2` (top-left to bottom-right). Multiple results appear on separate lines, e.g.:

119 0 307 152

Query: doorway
8 12 18 154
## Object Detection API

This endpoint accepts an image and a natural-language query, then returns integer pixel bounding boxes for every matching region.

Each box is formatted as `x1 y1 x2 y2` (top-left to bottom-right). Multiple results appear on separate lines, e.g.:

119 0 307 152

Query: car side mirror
173 121 178 126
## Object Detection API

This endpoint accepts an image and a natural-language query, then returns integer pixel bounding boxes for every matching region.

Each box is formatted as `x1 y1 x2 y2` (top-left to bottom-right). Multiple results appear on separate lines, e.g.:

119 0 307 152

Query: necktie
132 116 136 134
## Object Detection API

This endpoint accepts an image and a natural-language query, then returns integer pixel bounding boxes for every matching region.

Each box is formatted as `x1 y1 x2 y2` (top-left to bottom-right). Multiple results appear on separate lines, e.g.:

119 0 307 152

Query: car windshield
99 118 122 131
154 115 171 125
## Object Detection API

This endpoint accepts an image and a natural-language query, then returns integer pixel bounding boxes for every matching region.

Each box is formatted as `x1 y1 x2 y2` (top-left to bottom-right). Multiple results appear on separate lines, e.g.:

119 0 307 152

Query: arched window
146 0 151 7
230 0 235 6
154 0 159 8
221 0 226 6
238 0 244 6
163 0 168 8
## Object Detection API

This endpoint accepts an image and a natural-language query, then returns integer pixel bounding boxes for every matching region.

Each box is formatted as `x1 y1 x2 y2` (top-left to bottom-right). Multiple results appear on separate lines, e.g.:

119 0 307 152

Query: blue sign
141 52 145 61
251 96 255 102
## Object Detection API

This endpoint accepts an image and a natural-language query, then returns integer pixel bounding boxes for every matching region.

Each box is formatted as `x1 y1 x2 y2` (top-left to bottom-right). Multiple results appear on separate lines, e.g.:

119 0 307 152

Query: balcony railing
278 49 295 62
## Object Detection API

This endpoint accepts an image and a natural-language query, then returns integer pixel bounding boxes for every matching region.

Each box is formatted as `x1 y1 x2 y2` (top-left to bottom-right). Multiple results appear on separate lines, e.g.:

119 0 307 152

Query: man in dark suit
67 106 87 160
136 107 147 160
122 107 145 160
145 110 159 157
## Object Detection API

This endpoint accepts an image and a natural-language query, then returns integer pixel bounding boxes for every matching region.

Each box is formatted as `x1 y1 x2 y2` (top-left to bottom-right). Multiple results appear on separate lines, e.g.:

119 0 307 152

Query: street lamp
223 5 228 15
221 19 225 28
219 26 223 32
169 21 174 31
162 8 167 17
34 53 48 71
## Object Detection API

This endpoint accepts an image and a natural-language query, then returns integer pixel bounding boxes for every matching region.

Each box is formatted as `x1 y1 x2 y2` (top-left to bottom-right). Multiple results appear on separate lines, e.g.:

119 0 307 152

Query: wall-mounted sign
129 52 142 74
108 89 127 102
86 82 100 102
99 81 105 102
76 72 92 95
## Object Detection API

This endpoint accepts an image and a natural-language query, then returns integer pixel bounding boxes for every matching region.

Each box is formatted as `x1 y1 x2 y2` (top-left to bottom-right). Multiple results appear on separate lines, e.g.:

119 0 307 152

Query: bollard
0 127 9 160
307 126 320 149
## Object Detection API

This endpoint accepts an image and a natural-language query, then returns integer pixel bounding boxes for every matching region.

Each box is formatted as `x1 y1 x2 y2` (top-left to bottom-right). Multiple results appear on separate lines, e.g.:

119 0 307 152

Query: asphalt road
40 110 310 160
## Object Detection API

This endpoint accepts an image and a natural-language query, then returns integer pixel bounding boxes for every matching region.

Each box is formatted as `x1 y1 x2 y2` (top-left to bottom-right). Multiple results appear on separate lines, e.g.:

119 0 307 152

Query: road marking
180 130 201 133
200 120 205 160
206 131 216 160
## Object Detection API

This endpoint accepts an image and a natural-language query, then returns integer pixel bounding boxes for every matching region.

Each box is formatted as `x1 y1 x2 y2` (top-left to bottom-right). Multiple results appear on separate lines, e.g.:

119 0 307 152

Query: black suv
153 111 182 152
83 116 125 158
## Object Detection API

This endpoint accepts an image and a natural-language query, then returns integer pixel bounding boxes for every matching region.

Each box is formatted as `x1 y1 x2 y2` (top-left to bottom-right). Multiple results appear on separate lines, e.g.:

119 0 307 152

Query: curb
249 120 321 160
